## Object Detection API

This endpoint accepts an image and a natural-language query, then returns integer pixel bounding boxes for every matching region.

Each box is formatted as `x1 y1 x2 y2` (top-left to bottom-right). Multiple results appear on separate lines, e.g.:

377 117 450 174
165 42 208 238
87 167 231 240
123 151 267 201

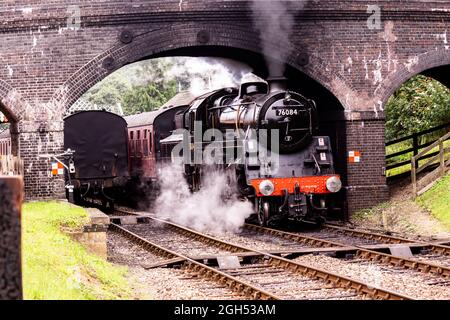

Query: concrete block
85 208 110 225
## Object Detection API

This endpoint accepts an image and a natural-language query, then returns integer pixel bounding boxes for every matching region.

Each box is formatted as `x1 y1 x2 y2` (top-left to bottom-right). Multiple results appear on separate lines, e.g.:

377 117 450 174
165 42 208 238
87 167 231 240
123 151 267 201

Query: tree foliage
80 57 239 116
81 59 178 116
385 75 450 141
122 81 177 115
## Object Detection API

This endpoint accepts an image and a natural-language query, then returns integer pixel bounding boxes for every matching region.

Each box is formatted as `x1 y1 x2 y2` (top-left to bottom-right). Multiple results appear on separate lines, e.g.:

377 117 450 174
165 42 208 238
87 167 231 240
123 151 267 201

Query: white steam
154 164 254 234
168 57 252 96
251 0 307 76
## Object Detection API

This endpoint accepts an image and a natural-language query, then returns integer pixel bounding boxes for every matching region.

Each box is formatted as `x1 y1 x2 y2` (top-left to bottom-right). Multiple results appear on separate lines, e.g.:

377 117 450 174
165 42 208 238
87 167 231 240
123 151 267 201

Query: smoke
154 164 254 234
168 57 252 96
251 0 307 76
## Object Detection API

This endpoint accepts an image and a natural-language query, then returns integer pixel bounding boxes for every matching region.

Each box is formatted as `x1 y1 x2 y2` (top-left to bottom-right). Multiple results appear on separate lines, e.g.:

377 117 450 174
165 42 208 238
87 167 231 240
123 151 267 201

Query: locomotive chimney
267 76 288 93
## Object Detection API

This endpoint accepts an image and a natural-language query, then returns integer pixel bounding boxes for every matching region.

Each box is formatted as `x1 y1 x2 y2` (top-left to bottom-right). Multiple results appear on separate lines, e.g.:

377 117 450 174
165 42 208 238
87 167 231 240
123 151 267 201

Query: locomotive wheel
258 200 270 227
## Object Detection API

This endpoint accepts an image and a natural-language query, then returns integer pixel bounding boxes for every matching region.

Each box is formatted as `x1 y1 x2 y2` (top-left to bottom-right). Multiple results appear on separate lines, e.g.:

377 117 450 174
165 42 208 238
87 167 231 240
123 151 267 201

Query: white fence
0 155 24 176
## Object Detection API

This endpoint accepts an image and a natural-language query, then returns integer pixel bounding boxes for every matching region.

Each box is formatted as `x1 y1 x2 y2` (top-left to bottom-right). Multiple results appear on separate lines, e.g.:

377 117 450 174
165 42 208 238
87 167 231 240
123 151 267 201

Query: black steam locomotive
162 74 343 225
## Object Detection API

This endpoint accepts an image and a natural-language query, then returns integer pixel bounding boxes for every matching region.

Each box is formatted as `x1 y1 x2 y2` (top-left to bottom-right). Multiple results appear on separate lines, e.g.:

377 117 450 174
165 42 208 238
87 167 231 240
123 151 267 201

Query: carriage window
130 131 134 140
137 130 140 140
130 140 135 156
144 130 147 139
149 131 153 154
143 139 149 156
136 140 142 157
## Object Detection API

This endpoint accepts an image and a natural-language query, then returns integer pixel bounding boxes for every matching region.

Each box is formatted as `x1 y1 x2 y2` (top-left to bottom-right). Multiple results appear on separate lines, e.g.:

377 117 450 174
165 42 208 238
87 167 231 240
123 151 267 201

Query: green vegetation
386 139 450 177
83 59 178 115
352 202 390 222
22 201 134 300
81 57 212 116
385 75 450 141
417 174 450 230
385 75 450 177
0 119 8 131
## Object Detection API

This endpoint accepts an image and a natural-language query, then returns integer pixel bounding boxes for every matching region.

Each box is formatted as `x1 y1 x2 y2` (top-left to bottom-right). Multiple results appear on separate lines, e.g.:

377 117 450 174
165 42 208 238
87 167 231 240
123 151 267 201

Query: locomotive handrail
208 101 256 111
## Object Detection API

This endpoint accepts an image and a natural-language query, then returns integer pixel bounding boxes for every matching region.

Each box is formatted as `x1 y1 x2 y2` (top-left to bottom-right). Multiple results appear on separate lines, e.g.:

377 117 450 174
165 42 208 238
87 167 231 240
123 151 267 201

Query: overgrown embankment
350 175 450 238
417 174 450 230
22 201 135 300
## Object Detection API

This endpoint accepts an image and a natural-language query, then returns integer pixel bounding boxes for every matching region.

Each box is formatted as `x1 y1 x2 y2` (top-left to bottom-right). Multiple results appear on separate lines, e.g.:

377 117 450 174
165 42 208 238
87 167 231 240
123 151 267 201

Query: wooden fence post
412 134 419 169
0 176 23 300
411 159 417 198
439 139 445 177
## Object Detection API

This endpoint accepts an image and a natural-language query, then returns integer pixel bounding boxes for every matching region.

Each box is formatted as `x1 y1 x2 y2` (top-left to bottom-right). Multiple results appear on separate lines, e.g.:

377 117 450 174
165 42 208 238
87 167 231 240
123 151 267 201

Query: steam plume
251 0 307 76
154 164 254 234
168 57 252 96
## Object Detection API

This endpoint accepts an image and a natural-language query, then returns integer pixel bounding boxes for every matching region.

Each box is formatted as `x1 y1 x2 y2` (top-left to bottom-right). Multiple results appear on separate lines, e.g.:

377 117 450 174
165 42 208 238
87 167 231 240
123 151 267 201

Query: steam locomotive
162 74 343 225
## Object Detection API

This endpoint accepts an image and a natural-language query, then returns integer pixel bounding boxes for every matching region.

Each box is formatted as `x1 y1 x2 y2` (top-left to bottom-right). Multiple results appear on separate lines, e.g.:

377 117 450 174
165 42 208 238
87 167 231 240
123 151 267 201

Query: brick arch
378 48 450 106
0 80 30 157
51 23 351 114
0 80 25 123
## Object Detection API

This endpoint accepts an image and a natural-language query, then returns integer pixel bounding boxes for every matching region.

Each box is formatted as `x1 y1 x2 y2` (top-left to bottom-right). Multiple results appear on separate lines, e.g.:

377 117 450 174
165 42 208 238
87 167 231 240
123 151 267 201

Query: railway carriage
124 92 194 205
64 110 129 208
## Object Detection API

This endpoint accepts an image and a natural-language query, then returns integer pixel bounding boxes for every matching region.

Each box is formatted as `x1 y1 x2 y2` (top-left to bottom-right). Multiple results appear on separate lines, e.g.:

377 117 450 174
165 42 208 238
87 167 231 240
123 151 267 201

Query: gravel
223 264 369 300
202 229 338 252
294 230 383 246
108 231 165 266
294 254 450 300
128 267 247 300
107 229 244 299
123 223 234 257
412 254 450 268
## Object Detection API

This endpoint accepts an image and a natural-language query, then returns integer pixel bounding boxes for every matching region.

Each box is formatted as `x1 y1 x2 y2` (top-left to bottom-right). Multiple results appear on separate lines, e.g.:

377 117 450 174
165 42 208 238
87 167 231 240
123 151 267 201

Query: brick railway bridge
0 0 449 215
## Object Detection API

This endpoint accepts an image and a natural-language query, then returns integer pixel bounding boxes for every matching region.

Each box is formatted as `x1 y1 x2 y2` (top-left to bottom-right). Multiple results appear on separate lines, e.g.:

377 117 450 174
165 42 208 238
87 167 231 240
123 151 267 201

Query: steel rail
245 224 450 278
113 210 449 277
142 217 413 300
323 223 450 256
109 223 281 300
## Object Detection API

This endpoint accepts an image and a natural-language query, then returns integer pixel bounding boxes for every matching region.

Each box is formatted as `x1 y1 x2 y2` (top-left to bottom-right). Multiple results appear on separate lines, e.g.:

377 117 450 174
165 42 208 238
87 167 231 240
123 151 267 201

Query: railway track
110 209 450 298
321 223 450 256
110 223 280 300
242 224 450 277
112 209 450 272
110 212 413 300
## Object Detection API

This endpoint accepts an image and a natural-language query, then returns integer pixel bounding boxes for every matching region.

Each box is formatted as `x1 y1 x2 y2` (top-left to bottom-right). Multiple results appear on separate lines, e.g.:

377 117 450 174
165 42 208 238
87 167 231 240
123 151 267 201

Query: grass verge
22 201 134 300
416 174 450 230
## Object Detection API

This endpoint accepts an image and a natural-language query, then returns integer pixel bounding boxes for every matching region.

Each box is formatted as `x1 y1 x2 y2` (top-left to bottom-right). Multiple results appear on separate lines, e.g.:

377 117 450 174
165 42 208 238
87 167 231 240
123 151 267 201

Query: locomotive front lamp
326 176 342 193
259 180 275 196
284 93 291 102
